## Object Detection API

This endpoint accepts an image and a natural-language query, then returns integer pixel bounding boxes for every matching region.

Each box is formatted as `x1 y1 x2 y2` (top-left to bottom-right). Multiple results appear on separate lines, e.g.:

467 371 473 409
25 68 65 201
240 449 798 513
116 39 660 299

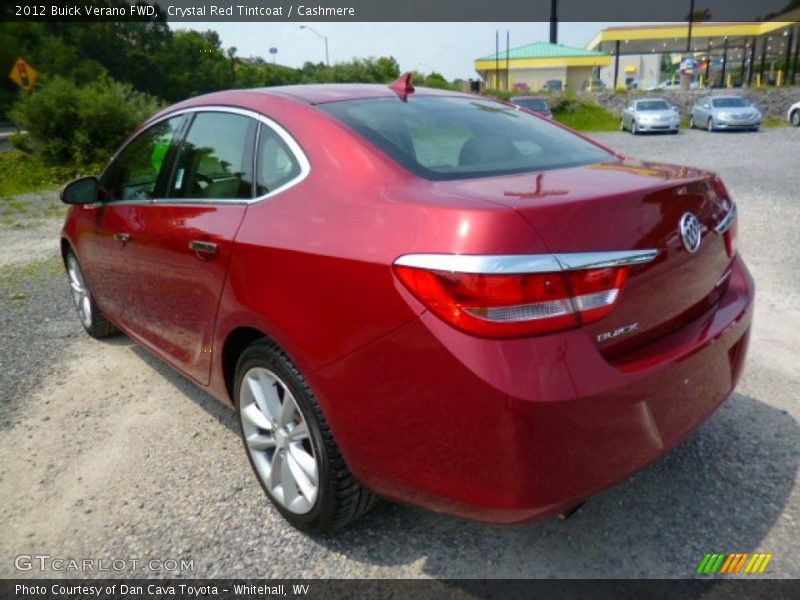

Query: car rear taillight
723 218 737 257
393 253 651 338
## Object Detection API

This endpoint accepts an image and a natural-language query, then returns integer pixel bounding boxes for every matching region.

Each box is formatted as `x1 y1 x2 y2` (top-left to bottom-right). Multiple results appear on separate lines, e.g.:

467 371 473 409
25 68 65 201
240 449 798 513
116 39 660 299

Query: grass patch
763 116 790 128
0 151 101 198
0 152 60 197
554 104 620 132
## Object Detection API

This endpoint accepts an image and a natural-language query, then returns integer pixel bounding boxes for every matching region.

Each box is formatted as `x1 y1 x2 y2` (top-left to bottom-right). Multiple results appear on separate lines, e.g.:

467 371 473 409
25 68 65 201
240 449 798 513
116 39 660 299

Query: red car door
75 115 186 340
127 110 256 385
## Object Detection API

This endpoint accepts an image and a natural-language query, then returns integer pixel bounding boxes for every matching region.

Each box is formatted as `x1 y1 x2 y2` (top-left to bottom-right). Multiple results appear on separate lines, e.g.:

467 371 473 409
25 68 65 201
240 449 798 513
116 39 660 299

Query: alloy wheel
707 118 714 132
239 366 319 514
67 254 92 328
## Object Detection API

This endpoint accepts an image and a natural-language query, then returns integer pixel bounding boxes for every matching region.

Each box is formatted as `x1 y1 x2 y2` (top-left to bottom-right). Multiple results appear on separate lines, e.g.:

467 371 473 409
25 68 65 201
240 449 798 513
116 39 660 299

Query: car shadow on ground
121 340 798 578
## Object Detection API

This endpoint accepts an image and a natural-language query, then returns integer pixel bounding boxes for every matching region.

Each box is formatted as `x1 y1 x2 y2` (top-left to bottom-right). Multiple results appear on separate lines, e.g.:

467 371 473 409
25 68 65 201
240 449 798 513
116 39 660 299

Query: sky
170 22 632 80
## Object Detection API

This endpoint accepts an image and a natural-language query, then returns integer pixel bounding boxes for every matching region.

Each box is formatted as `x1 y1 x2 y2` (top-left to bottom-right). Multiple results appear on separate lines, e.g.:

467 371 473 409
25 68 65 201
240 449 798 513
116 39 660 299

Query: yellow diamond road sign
9 58 38 93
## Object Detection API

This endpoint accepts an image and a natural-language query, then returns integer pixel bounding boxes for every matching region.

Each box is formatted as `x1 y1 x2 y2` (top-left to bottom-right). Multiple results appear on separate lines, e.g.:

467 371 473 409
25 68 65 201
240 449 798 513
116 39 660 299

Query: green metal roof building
474 42 611 91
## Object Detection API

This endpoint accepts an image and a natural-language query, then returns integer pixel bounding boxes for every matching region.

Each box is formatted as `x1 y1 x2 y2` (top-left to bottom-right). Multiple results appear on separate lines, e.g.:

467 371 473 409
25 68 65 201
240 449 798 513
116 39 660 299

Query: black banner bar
2 0 799 22
2 579 800 600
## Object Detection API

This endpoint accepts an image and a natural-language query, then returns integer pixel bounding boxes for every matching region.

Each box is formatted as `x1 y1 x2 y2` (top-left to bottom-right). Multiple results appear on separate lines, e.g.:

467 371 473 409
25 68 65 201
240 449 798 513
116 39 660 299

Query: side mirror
61 176 99 205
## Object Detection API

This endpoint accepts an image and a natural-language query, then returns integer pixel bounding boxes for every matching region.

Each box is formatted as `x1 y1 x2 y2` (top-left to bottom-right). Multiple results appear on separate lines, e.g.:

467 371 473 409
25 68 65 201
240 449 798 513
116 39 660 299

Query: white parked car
788 101 800 127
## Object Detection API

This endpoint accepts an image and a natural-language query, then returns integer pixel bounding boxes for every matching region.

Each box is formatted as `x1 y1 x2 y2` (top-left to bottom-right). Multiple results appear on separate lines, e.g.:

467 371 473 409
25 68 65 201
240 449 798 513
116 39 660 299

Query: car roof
635 97 669 104
247 83 474 105
513 96 548 101
145 84 494 128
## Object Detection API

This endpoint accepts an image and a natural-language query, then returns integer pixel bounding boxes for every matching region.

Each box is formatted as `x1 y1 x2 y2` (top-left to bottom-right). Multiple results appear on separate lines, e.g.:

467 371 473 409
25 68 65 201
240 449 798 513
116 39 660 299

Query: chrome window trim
394 250 658 274
714 203 737 235
101 105 310 206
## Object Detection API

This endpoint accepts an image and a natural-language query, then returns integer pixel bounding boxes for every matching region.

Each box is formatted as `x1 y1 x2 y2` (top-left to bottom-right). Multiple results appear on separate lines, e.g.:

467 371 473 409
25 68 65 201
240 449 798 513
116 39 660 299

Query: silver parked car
690 96 761 132
620 98 680 134
788 100 800 127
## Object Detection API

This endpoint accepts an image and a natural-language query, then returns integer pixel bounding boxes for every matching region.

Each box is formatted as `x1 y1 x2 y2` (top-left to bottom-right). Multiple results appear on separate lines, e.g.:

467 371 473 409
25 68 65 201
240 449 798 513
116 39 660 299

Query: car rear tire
65 250 118 339
792 111 800 127
689 115 695 129
619 119 625 132
234 338 375 532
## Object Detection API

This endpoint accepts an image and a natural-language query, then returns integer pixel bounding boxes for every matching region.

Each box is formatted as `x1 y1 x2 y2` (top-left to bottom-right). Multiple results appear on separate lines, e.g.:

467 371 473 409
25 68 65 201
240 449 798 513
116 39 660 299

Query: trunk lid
432 158 736 354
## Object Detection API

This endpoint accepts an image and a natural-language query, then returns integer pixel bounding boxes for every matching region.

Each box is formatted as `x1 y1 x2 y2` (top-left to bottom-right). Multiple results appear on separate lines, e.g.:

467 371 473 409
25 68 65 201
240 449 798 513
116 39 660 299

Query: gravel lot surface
0 128 798 579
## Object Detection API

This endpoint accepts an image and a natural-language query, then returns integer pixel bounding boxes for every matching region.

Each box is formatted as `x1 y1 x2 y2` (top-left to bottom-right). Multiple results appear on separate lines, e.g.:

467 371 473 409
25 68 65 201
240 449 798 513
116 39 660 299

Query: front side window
100 116 183 202
168 112 255 200
320 96 613 180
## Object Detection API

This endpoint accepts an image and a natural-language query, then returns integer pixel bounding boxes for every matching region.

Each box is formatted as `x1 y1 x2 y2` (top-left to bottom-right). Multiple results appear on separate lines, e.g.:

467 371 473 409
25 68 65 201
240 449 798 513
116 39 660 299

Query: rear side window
256 124 302 196
515 99 549 112
168 112 256 200
320 96 613 180
100 116 183 202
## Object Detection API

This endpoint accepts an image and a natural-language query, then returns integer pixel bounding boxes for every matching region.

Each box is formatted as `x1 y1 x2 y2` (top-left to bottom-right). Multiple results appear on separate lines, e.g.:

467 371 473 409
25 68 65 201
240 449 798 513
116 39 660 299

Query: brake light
393 263 631 338
724 218 737 257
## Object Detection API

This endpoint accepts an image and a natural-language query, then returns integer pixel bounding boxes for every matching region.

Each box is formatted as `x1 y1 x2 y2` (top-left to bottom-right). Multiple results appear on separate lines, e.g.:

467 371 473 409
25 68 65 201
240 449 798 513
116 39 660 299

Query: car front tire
707 118 715 132
65 250 118 338
792 111 800 127
631 121 638 135
235 338 375 532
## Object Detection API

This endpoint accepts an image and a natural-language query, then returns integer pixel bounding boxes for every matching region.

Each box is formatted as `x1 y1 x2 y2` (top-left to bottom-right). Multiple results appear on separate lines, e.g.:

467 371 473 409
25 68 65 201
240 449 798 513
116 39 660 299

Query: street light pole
300 25 329 66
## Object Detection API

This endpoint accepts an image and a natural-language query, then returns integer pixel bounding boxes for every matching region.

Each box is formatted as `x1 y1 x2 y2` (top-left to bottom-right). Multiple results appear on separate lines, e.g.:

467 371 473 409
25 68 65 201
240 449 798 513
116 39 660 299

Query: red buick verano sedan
60 76 752 531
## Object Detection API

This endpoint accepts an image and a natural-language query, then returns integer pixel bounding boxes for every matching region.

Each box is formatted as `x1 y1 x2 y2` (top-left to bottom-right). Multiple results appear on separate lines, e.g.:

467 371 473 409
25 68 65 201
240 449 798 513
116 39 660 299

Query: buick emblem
679 212 702 253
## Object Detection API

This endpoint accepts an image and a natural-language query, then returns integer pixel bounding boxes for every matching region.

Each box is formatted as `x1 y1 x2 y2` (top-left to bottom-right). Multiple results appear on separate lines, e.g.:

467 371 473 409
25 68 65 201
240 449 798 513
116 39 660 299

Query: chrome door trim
101 105 311 207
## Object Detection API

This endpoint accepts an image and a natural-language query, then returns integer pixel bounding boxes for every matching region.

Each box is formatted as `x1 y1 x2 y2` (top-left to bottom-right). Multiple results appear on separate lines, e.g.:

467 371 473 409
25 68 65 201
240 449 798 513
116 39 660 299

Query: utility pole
549 0 558 44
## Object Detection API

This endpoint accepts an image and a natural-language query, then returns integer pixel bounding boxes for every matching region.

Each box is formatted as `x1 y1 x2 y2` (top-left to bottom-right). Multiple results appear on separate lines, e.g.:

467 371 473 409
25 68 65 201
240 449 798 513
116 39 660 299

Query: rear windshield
637 100 670 111
514 99 549 112
320 96 613 180
712 97 748 108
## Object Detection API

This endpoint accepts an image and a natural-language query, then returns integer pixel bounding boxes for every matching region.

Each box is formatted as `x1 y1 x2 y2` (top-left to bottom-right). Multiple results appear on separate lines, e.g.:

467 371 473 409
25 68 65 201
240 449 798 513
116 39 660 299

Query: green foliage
298 57 401 84
482 89 512 101
9 76 161 166
420 72 457 90
554 103 619 132
0 151 102 198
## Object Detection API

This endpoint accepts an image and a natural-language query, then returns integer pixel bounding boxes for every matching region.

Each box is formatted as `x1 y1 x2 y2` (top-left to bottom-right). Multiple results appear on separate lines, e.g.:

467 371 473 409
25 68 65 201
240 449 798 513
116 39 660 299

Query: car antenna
389 72 415 101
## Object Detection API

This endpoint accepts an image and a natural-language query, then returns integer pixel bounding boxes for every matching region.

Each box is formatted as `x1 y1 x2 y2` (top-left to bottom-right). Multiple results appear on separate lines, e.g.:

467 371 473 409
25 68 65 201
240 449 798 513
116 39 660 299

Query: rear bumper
312 255 754 523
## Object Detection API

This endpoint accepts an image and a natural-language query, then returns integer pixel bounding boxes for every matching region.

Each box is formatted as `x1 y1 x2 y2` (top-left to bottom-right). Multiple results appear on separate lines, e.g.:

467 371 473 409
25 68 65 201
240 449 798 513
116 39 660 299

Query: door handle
114 232 130 246
189 240 219 256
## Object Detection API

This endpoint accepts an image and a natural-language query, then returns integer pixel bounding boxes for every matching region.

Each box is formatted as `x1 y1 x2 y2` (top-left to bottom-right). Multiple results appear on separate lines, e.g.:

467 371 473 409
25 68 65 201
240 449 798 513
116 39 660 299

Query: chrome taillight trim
553 250 659 270
714 202 737 235
394 250 658 274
